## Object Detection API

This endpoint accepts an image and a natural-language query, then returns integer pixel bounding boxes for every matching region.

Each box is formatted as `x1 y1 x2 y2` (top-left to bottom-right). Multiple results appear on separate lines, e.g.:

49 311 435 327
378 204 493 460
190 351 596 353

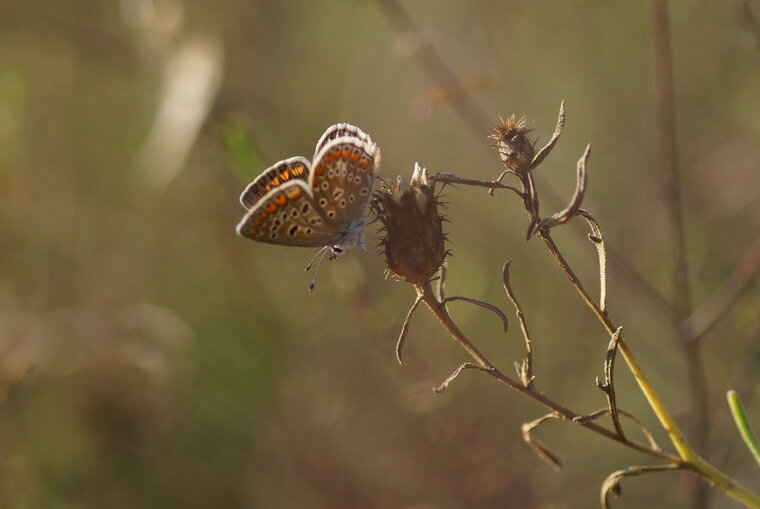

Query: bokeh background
1 0 759 507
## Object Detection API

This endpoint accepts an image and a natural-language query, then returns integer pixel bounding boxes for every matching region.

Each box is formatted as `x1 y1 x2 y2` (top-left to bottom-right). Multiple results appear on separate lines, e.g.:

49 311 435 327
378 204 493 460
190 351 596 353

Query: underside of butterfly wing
313 123 374 158
309 136 380 231
239 156 310 210
236 181 341 247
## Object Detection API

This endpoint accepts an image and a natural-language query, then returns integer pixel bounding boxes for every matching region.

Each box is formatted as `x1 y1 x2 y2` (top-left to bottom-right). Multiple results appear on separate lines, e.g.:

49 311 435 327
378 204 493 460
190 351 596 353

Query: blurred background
0 0 759 507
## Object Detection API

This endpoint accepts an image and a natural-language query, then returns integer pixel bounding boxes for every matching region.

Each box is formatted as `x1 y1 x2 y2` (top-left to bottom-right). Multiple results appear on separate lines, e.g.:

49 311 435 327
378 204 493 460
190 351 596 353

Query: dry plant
370 104 760 508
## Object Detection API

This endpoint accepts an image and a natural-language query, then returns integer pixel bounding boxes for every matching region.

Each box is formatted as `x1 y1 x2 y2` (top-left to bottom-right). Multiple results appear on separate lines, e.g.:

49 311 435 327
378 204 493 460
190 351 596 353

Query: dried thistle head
372 164 447 285
489 115 535 174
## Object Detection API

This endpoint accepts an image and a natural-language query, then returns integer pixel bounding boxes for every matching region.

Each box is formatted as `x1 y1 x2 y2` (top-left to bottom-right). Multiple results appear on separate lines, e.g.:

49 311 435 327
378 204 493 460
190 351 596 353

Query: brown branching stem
428 173 759 506
536 230 760 508
377 3 759 503
413 281 679 464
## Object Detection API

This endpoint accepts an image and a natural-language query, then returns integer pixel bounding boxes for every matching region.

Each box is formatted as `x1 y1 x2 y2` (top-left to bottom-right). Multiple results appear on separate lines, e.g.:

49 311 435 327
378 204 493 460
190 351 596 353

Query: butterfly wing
308 135 380 230
239 156 310 209
314 123 374 157
236 180 341 247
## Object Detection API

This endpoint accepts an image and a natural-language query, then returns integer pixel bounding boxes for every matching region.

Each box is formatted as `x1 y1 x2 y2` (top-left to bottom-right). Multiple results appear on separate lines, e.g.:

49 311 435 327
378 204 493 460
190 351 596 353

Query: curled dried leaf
522 412 564 470
530 100 566 170
442 296 509 332
578 209 607 313
601 464 682 509
534 144 590 234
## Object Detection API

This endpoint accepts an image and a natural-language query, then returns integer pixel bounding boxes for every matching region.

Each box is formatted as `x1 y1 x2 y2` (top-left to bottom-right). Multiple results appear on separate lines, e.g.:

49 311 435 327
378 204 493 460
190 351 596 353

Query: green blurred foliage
0 0 758 508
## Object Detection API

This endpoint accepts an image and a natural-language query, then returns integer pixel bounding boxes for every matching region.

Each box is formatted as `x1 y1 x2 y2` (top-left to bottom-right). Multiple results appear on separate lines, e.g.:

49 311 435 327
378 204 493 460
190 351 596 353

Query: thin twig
396 295 422 364
429 173 524 197
573 408 661 451
502 260 534 388
434 362 492 393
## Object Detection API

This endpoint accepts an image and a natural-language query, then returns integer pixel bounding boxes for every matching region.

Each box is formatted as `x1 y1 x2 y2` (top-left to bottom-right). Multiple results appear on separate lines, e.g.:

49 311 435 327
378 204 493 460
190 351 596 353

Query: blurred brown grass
0 0 758 507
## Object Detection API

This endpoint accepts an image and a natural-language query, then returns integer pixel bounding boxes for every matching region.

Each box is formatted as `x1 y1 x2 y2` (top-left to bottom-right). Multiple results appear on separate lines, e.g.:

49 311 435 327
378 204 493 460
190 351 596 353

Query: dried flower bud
373 163 446 285
489 115 535 174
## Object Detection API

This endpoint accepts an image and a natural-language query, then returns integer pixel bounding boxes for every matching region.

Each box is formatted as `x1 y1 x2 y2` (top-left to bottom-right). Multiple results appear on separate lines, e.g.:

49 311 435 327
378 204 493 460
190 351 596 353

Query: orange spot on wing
351 151 361 162
324 154 333 164
342 148 350 160
275 194 287 206
287 187 302 199
315 165 325 176
267 203 277 213
359 159 370 168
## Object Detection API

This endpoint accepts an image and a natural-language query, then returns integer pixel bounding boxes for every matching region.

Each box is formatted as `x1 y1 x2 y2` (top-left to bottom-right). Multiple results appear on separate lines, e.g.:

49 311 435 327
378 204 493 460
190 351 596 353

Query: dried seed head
489 115 535 174
372 163 446 285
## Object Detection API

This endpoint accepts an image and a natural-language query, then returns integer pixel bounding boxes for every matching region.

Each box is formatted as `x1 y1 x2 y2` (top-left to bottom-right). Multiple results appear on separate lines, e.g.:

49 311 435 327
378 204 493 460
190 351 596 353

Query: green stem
727 390 760 467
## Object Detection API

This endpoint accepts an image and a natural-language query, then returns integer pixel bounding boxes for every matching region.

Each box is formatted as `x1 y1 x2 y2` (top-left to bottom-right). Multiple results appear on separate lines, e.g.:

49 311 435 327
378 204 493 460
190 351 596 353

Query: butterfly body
236 124 380 256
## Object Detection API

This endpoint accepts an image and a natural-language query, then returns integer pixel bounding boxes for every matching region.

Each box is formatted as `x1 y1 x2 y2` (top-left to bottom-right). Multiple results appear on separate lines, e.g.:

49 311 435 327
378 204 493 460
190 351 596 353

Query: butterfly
236 124 380 261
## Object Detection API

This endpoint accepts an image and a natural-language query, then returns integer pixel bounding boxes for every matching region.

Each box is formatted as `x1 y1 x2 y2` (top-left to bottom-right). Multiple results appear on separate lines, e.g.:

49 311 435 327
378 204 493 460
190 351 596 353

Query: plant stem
538 231 760 508
414 282 679 464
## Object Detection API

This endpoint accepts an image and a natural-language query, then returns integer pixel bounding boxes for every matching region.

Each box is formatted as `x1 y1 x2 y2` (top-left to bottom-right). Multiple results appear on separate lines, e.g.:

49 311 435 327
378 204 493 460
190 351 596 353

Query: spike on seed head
489 115 535 174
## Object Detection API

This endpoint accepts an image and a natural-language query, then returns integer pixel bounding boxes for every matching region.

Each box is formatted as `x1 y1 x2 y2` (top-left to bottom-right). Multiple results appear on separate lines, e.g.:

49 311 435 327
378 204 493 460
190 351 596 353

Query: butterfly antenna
305 246 330 272
306 247 330 290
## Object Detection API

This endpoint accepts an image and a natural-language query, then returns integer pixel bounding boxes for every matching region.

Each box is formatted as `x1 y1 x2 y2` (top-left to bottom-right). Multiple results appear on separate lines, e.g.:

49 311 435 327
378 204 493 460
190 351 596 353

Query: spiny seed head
372 163 446 285
489 115 535 174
